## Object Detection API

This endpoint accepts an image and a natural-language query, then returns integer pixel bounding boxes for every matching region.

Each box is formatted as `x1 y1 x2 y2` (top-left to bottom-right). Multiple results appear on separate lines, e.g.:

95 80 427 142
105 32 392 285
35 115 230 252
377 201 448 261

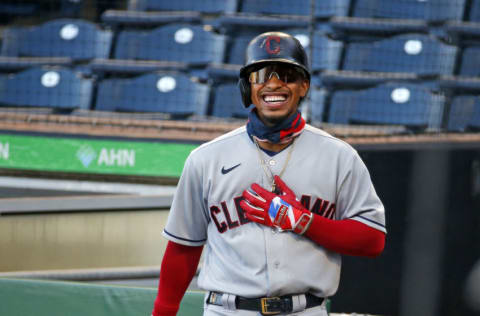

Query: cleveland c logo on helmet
263 36 281 55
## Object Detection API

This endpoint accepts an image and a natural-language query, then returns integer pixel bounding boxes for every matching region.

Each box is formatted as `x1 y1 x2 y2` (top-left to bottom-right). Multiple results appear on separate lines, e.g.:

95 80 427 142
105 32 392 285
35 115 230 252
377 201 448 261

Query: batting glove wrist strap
293 212 313 235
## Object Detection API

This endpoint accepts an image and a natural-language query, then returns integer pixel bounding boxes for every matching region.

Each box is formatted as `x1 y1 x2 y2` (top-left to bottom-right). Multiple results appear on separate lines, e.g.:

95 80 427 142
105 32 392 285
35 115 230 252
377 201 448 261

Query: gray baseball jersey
163 124 386 298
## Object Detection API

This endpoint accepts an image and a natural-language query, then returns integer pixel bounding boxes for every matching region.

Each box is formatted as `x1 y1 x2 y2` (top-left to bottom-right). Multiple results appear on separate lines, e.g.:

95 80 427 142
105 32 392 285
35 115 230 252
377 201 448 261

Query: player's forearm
305 216 385 258
152 241 203 316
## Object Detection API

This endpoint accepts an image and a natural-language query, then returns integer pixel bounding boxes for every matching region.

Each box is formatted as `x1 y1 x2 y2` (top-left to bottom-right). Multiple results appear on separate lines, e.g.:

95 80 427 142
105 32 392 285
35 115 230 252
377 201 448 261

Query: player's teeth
264 95 286 102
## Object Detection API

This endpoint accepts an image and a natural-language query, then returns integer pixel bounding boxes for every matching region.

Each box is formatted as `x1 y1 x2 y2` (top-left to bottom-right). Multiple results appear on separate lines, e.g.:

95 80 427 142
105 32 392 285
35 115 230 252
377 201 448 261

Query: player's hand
240 177 313 234
273 175 305 210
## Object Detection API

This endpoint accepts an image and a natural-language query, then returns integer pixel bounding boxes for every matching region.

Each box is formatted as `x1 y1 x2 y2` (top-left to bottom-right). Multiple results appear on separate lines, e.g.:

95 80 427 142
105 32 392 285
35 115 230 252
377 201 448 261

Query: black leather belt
207 291 324 315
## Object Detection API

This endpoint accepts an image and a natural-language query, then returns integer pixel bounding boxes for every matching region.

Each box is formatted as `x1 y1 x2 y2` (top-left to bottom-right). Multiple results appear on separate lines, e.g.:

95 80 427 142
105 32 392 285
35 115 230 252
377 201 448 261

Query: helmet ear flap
238 78 251 108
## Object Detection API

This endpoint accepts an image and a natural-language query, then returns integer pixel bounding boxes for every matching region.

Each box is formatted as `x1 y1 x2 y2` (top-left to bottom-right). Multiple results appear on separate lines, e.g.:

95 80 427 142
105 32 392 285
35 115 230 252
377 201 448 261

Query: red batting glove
240 177 313 235
273 175 305 210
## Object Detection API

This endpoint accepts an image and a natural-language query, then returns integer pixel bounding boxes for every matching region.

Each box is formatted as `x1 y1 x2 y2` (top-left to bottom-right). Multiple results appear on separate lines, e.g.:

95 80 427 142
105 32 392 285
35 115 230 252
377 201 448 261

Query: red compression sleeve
305 216 385 258
152 241 203 316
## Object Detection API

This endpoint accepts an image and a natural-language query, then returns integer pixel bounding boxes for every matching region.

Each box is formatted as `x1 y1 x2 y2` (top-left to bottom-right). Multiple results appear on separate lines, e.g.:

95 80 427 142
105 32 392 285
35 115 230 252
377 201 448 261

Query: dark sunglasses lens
249 65 304 84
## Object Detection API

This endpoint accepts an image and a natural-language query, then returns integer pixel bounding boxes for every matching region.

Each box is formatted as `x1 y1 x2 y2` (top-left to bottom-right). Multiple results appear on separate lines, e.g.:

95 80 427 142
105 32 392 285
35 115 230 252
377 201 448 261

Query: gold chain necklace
253 137 295 193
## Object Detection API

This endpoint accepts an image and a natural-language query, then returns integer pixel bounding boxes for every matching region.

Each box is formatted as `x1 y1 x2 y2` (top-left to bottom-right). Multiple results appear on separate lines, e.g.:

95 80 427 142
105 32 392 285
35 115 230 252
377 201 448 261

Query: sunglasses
248 64 307 84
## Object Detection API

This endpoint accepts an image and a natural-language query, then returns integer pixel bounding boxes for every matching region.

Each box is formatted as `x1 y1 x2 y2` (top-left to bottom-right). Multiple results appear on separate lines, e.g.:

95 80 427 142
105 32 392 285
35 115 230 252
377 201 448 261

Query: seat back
96 72 210 116
239 0 351 18
308 88 328 123
239 0 311 16
469 0 480 21
114 24 227 65
329 83 445 130
343 34 458 76
447 95 480 131
129 0 238 14
211 83 249 118
459 47 480 77
311 33 344 72
353 0 467 22
0 19 112 61
0 67 93 109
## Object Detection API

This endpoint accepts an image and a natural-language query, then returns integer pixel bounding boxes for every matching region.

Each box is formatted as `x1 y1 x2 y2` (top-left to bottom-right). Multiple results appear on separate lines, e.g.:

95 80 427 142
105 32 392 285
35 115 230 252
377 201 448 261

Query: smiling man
151 32 386 316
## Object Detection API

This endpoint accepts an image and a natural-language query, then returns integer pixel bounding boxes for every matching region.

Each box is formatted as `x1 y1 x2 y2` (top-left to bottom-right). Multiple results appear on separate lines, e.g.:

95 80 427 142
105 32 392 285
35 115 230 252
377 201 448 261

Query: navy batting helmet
238 32 311 107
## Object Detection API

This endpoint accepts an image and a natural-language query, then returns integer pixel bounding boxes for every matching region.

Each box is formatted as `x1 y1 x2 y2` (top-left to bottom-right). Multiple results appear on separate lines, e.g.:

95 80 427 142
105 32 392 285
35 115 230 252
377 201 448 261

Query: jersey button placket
274 260 280 269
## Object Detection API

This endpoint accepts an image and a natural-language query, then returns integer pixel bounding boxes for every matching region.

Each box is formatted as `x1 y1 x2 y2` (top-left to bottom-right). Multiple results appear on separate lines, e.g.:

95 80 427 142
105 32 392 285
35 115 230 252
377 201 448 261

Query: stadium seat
206 64 241 85
213 13 310 33
469 0 480 22
211 83 250 118
352 0 467 22
447 95 480 131
238 0 351 18
328 83 445 130
307 88 328 123
0 67 93 109
327 89 355 124
311 33 344 72
114 24 227 66
128 0 238 14
0 2 38 18
342 34 458 77
101 10 203 27
0 19 112 61
95 72 210 116
329 16 428 40
459 46 480 77
0 0 83 21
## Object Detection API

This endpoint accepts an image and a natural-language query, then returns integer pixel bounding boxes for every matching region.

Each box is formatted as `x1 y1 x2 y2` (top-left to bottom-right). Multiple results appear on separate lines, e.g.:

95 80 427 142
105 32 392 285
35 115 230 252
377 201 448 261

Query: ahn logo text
98 148 135 167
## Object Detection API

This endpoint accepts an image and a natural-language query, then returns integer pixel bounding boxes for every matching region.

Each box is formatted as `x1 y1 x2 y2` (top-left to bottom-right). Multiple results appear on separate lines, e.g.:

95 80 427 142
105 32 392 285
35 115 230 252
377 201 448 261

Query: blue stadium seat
329 16 428 40
469 0 480 22
0 19 112 61
206 64 241 84
352 0 467 22
328 83 445 130
239 0 350 18
226 32 257 65
447 95 480 131
327 89 354 124
343 34 458 76
311 33 344 72
459 46 480 77
95 72 210 116
101 10 202 27
307 88 328 123
128 0 238 14
0 0 84 20
0 2 38 18
211 83 249 118
0 67 93 109
213 13 310 33
114 24 227 66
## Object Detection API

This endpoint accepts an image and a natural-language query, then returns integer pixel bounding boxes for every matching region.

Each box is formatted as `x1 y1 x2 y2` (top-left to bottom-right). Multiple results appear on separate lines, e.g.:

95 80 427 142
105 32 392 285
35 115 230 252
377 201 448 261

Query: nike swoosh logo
221 163 241 175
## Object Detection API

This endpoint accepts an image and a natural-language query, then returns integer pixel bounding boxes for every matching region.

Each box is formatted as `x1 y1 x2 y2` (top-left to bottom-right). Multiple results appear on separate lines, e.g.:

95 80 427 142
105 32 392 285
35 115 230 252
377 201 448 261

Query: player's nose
264 74 285 88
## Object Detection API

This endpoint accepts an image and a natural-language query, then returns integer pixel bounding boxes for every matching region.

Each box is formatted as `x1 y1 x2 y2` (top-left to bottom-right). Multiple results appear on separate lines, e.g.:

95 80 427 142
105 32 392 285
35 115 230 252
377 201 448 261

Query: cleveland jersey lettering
209 195 336 234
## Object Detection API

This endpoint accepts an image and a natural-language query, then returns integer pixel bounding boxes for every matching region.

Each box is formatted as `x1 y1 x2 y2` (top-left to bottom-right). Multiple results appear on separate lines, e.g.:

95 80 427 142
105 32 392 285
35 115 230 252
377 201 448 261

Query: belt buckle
261 297 282 315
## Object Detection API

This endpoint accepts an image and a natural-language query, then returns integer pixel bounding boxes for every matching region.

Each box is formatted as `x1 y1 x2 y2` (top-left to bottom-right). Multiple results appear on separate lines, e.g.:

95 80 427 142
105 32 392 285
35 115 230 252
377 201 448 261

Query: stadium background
0 0 479 315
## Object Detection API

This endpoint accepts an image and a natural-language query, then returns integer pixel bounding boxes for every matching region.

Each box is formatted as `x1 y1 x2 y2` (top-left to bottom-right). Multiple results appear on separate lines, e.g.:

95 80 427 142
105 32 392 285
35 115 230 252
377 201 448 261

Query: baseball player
152 32 386 316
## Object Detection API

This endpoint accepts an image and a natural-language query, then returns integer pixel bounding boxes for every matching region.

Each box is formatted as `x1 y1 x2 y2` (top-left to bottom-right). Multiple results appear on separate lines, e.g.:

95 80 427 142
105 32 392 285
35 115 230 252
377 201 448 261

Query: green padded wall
0 278 204 316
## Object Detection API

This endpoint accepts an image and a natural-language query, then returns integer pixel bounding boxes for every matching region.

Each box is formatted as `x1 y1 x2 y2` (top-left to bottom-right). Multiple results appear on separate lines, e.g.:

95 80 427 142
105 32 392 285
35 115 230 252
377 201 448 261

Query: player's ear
238 78 252 107
299 79 310 98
